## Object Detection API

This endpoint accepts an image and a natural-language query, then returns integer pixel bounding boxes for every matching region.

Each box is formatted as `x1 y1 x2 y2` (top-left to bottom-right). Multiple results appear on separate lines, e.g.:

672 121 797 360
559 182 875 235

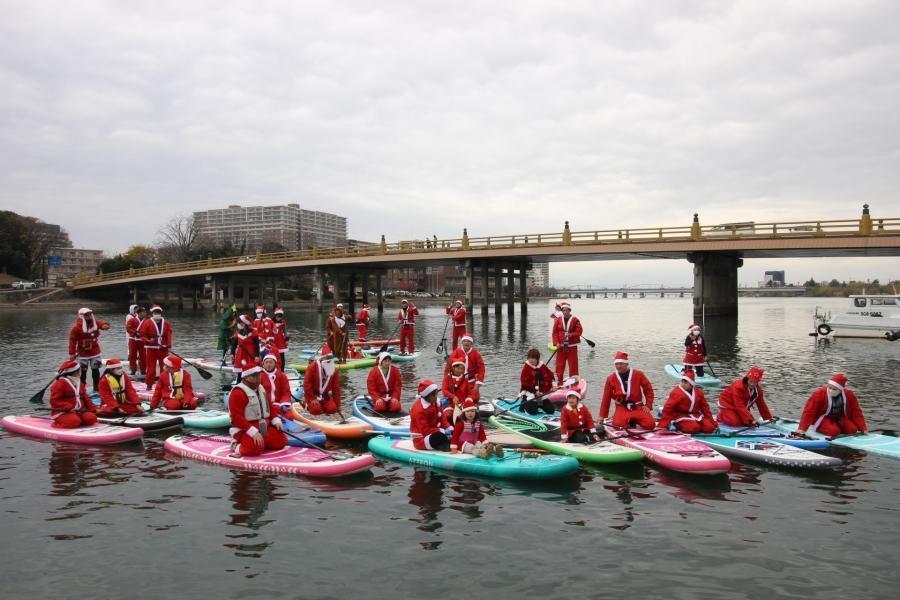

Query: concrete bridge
552 285 807 298
72 205 900 318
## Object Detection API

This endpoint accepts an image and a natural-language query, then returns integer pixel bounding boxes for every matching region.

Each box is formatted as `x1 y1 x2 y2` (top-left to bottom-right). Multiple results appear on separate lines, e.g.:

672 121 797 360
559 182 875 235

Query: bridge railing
74 212 900 286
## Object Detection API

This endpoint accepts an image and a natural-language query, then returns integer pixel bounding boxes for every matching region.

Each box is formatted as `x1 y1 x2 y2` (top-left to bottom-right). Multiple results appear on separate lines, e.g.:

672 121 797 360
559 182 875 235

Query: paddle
29 377 58 404
380 319 403 355
704 360 718 378
289 386 348 425
716 419 776 437
436 314 452 355
360 396 408 425
582 337 597 348
167 351 214 380
282 429 347 460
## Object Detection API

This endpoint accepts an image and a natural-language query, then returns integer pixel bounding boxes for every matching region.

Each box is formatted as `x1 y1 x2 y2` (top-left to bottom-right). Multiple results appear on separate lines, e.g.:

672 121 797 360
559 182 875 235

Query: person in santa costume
302 353 341 415
716 367 772 427
150 355 196 410
795 374 868 437
96 359 144 416
658 370 716 434
49 360 98 428
366 352 403 413
327 303 350 363
252 304 275 346
409 380 450 451
231 314 260 382
271 306 290 372
397 299 420 355
355 303 371 344
451 399 503 458
445 299 467 350
519 348 557 415
137 305 173 389
600 351 656 429
125 304 147 376
260 351 292 404
446 333 486 401
560 391 602 444
227 365 288 457
551 302 583 382
441 360 473 428
683 324 708 377
68 307 111 388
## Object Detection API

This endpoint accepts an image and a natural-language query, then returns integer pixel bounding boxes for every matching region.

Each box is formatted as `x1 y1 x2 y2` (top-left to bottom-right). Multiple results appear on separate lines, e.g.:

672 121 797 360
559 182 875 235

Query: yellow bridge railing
74 207 900 286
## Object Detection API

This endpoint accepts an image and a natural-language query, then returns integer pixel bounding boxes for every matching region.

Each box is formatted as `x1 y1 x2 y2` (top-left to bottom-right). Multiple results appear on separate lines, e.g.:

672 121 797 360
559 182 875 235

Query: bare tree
156 214 197 263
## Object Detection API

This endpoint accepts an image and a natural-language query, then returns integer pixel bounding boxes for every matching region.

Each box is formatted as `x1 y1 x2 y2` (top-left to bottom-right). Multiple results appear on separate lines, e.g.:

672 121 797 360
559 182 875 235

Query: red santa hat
239 314 252 326
455 299 464 305
377 351 392 364
363 303 370 309
460 333 474 344
613 351 629 364
566 390 582 401
827 374 847 390
681 370 696 385
688 323 700 330
417 380 439 399
57 360 81 376
461 398 478 413
241 365 263 377
746 367 765 382
400 299 409 305
273 306 284 315
101 358 124 374
560 302 572 310
78 307 93 316
450 360 466 369
255 304 265 314
150 304 163 313
163 355 182 370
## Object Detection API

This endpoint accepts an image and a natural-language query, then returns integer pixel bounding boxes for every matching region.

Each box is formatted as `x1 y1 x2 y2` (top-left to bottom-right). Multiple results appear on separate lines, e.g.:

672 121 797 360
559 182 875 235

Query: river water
1 298 897 599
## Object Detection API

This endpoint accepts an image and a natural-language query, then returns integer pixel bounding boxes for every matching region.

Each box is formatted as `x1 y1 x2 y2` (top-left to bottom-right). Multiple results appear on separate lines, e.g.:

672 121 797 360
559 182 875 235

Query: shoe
492 443 505 458
478 446 492 459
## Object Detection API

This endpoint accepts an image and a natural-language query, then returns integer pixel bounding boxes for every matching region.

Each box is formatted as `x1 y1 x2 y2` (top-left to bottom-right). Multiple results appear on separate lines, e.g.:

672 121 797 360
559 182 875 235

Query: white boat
814 294 900 339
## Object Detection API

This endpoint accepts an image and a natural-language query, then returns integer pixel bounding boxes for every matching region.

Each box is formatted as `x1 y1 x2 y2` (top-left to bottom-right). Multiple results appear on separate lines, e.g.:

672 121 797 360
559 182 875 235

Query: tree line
0 211 65 280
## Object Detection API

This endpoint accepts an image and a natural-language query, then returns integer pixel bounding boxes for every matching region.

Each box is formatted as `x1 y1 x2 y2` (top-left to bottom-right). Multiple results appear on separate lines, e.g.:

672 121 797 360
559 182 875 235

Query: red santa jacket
717 378 772 424
410 396 442 450
68 317 110 359
442 372 474 403
125 313 141 341
447 347 486 385
150 369 195 409
520 361 555 395
260 368 292 404
397 305 420 326
552 315 583 347
367 364 402 401
49 378 92 416
232 328 260 366
253 317 275 344
658 386 712 429
559 403 595 441
799 386 867 433
451 418 487 451
356 307 371 325
228 383 283 439
97 372 141 411
446 305 467 328
683 335 707 366
600 369 655 419
272 318 289 350
303 360 340 404
138 317 173 350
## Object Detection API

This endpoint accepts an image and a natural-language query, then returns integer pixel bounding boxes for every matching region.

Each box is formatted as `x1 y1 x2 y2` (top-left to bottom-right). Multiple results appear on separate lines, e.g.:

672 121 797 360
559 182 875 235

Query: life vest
457 420 483 445
168 370 184 400
236 382 270 422
106 374 127 404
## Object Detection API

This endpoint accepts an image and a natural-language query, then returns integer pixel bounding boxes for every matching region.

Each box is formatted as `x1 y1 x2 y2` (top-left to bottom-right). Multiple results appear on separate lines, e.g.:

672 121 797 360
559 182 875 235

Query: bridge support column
688 252 743 319
376 273 383 313
506 268 514 314
210 279 218 309
242 280 250 308
494 266 502 315
480 263 489 314
316 270 325 313
348 273 357 314
519 264 528 313
256 278 264 305
361 273 369 307
192 288 199 311
227 278 235 305
131 287 138 305
464 262 474 309
271 278 278 306
177 285 184 310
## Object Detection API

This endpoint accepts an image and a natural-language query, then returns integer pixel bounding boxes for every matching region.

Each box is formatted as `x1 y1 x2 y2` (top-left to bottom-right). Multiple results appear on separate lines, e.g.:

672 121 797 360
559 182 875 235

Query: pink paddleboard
603 423 730 475
545 378 588 404
164 434 374 477
1 415 144 445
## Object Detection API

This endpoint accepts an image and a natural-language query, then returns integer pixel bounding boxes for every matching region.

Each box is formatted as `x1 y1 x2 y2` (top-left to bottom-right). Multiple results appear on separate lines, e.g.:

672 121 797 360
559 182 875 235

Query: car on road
12 280 38 289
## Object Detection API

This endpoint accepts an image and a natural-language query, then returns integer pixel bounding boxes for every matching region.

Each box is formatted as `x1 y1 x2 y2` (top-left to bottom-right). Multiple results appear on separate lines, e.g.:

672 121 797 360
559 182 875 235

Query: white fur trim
827 379 845 391
418 383 439 398
247 426 259 437
271 416 282 428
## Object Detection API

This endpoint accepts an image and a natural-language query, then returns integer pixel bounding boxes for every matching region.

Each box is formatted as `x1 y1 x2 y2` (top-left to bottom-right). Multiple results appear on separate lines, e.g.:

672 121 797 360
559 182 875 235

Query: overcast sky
1 1 898 285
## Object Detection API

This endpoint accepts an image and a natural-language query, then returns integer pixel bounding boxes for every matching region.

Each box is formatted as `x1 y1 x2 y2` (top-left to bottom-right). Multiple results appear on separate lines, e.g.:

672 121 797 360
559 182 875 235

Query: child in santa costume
560 390 602 444
96 359 144 416
231 314 260 381
658 370 716 434
397 299 419 354
441 360 473 428
551 302 583 382
272 306 290 372
150 355 196 410
716 367 772 427
260 352 292 404
227 365 288 457
683 324 707 377
795 374 868 437
49 360 97 428
446 333 485 401
138 305 173 388
445 299 467 350
252 304 275 346
519 348 556 415
302 354 341 415
409 380 450 451
599 351 656 429
68 307 111 387
451 399 504 458
366 352 403 413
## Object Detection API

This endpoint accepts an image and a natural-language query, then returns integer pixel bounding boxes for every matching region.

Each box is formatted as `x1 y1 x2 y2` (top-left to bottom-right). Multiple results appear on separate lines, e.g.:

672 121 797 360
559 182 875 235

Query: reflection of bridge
73 205 899 318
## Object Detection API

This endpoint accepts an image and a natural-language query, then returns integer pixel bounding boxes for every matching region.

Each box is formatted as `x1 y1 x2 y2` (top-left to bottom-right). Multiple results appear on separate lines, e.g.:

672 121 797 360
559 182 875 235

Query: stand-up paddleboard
299 349 420 363
603 423 731 475
184 357 235 371
368 436 579 480
282 418 327 447
1 415 144 445
351 396 411 435
770 418 900 459
691 435 840 469
485 430 534 449
350 339 400 347
287 357 376 372
663 364 722 387
140 404 231 429
360 346 399 356
290 403 374 439
715 422 830 449
490 398 561 424
490 414 644 464
164 434 374 477
543 378 588 405
97 412 184 431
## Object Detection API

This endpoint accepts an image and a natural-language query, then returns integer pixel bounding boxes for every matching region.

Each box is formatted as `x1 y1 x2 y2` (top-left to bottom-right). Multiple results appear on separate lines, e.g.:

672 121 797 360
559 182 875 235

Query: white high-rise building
528 262 550 289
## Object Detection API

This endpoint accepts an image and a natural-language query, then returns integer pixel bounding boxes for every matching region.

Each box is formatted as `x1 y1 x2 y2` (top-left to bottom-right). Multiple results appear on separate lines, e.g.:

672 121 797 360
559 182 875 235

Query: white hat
78 307 93 315
241 365 263 377
451 360 466 368
377 351 392 364
566 390 582 401
560 302 572 310
460 334 473 344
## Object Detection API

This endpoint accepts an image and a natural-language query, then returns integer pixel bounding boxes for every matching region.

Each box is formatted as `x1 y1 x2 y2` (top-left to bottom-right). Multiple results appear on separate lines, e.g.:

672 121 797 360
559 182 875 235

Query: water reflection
225 470 278 558
47 444 144 497
650 469 732 505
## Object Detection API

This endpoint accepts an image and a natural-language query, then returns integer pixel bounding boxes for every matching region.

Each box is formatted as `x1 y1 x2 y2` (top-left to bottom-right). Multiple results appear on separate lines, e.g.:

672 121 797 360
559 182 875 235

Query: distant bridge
552 286 806 298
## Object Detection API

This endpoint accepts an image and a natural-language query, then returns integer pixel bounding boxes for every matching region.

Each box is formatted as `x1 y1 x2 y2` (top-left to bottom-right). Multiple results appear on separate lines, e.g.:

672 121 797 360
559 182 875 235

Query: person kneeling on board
658 370 715 434
519 348 557 415
228 365 288 457
600 351 656 429
794 374 868 437
96 359 144 417
150 355 196 411
442 360 474 427
560 391 602 444
367 352 403 413
451 399 504 458
50 360 97 428
716 367 771 427
302 353 341 415
260 352 292 405
410 380 450 451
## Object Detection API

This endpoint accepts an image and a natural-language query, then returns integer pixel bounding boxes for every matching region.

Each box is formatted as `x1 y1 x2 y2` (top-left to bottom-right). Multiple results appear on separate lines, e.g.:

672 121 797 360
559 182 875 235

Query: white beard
322 361 336 377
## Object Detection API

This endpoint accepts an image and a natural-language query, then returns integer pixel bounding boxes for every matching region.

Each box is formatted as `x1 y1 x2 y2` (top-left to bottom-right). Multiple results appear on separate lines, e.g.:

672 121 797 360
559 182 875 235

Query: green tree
803 278 817 287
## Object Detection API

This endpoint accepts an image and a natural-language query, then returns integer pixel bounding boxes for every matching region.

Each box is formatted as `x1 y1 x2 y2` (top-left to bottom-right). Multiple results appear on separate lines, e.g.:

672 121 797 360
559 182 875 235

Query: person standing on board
302 354 341 415
260 352 292 405
599 352 656 429
49 360 97 429
366 352 403 413
658 370 716 434
272 306 289 371
446 299 467 350
252 304 275 347
228 365 288 457
683 324 707 377
716 367 772 427
355 303 371 344
397 299 420 355
794 374 868 437
410 380 450 451
327 303 350 363
138 305 172 389
560 390 602 444
68 307 111 388
150 355 196 410
446 333 486 401
551 302 583 382
125 304 145 376
96 359 144 417
231 314 260 382
519 348 557 415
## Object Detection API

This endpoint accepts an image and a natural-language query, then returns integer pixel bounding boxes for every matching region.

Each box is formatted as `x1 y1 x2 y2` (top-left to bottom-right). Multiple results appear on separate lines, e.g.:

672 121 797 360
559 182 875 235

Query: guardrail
73 207 900 286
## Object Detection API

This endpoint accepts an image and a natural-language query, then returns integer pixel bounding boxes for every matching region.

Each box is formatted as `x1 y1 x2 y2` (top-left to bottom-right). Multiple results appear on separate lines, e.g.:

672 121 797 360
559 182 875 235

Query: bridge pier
376 273 383 313
506 268 514 314
464 262 474 310
348 273 357 314
361 274 369 308
494 266 502 315
271 278 278 307
519 264 528 313
316 270 325 313
227 277 235 306
688 252 743 319
480 262 489 314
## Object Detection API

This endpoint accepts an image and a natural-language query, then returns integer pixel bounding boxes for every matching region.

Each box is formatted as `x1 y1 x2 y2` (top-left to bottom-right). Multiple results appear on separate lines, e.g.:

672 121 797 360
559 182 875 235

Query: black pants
427 432 450 451
523 398 556 415
684 365 704 377
569 430 593 444
80 365 100 388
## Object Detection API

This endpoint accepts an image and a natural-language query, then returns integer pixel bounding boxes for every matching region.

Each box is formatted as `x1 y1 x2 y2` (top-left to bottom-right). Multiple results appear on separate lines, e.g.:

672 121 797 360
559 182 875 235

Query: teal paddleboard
770 418 900 459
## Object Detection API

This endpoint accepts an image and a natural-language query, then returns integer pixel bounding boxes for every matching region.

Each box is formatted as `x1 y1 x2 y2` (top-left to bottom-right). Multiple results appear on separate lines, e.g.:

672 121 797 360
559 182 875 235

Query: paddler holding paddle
794 374 868 437
716 367 772 427
397 299 419 355
658 370 716 434
519 348 557 415
366 352 403 413
228 365 288 457
327 304 350 363
96 359 144 417
67 307 111 388
49 360 97 428
271 306 289 371
355 303 371 344
302 353 341 415
551 302 583 382
150 355 196 410
600 352 656 429
445 299 467 350
231 314 260 382
683 324 708 377
137 305 173 389
560 390 601 444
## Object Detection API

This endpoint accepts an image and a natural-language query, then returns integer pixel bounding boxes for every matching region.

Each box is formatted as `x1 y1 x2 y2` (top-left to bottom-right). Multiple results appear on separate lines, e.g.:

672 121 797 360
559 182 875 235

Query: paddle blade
194 365 214 380
29 383 51 404
584 337 596 348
